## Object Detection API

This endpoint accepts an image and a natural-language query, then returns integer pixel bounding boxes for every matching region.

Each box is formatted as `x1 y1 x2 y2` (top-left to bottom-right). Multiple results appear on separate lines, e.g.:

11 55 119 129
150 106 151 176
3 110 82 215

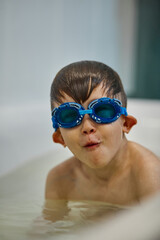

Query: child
45 60 160 206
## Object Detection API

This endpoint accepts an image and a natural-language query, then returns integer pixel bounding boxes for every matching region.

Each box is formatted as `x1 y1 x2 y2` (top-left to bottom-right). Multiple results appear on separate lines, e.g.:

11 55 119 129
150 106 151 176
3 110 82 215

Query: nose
81 115 96 135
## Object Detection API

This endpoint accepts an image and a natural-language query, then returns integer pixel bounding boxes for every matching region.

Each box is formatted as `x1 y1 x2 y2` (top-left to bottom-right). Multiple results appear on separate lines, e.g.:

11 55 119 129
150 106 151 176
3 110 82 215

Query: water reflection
0 197 129 239
39 200 128 233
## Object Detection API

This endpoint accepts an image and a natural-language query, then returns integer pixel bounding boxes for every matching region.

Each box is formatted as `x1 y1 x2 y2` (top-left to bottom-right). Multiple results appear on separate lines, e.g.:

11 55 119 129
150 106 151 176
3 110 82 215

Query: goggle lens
58 107 78 124
94 103 116 119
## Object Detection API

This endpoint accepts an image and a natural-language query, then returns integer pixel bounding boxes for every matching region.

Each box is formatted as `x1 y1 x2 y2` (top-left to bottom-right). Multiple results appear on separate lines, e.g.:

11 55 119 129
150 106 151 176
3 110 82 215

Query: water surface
0 196 127 240
0 151 128 240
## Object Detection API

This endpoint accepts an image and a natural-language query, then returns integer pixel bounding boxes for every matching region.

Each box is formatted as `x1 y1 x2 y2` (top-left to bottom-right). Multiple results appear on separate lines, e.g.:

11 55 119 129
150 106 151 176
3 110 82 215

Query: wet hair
50 61 127 110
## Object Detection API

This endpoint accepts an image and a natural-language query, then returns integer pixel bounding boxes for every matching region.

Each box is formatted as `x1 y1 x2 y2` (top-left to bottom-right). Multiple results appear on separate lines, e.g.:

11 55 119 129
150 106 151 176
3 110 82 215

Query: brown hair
50 61 127 110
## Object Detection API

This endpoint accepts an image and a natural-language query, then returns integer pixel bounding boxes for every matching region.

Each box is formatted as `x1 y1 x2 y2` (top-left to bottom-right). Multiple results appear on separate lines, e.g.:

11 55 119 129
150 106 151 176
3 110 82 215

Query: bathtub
0 98 160 239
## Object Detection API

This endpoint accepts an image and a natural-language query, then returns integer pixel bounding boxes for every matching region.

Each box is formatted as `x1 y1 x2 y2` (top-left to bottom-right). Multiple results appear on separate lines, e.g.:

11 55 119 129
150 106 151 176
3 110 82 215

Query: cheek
62 132 81 158
112 121 124 140
102 121 123 145
60 129 79 149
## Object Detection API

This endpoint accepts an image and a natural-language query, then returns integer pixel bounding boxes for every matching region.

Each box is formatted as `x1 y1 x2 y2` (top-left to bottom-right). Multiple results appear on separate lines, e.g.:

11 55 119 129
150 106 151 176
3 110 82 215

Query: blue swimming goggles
51 97 128 130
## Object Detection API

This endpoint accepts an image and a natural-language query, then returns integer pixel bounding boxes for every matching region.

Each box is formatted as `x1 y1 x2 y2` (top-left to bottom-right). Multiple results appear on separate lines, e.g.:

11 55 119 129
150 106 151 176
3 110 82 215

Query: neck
80 138 130 184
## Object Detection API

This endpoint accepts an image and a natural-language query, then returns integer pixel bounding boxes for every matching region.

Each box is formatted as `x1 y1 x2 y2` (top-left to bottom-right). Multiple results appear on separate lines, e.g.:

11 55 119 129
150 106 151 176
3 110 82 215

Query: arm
45 158 74 200
43 166 70 221
43 199 70 222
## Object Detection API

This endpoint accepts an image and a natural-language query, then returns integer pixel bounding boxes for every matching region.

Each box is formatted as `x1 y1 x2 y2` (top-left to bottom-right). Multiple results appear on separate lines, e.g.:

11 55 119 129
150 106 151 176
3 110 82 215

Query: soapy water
0 196 127 240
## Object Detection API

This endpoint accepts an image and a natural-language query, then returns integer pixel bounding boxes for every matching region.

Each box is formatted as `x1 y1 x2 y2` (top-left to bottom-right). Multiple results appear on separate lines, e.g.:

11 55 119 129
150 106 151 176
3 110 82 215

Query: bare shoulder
45 156 78 200
129 141 159 162
129 141 160 199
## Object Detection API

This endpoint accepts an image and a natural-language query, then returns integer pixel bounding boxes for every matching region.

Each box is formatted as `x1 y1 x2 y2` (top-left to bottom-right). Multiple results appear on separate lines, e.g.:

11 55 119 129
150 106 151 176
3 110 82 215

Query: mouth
84 142 101 149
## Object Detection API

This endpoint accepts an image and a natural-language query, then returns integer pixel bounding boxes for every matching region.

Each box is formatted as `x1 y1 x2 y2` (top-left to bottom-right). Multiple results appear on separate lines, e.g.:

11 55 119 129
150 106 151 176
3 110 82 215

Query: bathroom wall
1 0 138 176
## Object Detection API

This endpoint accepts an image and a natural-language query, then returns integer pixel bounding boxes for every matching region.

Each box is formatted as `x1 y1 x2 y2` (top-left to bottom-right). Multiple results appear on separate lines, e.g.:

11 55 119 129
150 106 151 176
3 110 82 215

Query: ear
52 129 66 147
122 115 137 134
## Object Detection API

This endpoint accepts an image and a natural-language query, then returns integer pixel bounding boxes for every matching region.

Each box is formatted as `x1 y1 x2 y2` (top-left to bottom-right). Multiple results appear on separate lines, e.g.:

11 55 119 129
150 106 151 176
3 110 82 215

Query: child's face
53 84 130 169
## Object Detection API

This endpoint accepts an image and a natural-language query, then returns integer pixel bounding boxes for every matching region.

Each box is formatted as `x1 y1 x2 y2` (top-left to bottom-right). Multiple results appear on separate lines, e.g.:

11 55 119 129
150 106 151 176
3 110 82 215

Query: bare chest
67 172 138 205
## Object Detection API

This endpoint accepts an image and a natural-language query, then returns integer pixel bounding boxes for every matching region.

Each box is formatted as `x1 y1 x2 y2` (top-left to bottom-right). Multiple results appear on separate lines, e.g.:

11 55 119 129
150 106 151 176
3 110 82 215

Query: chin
87 158 110 169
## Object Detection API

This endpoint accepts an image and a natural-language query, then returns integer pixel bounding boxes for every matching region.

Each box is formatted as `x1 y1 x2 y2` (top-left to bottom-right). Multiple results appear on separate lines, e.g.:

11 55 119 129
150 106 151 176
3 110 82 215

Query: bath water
0 197 126 240
0 150 127 240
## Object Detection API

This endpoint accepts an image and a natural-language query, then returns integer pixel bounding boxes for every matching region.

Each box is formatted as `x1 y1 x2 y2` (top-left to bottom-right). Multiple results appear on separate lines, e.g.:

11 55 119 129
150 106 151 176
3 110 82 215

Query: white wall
0 0 138 176
0 0 137 105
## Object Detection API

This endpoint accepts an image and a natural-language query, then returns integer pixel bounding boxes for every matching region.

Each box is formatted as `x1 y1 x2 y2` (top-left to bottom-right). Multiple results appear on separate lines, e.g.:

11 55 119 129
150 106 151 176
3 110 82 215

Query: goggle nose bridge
79 109 93 115
79 109 102 123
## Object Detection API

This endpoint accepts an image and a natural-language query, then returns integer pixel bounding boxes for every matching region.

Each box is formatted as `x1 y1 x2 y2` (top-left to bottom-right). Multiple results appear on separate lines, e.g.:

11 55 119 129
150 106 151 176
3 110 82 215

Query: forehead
54 83 110 108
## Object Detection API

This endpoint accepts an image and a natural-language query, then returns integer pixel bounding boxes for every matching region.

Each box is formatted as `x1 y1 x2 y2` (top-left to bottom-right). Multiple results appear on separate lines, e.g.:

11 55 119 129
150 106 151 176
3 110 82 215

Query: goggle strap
121 107 128 116
52 116 59 130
